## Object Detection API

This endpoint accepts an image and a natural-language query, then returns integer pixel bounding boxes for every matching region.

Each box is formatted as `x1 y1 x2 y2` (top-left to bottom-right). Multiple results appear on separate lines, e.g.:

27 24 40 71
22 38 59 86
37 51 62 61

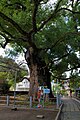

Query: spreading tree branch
57 7 80 14
66 64 80 72
53 50 72 63
51 31 80 49
40 31 80 50
0 12 28 36
37 2 80 31
0 32 11 48
54 0 62 12
0 42 8 48
48 50 72 69
5 2 26 11
51 74 73 80
0 23 15 39
32 1 39 32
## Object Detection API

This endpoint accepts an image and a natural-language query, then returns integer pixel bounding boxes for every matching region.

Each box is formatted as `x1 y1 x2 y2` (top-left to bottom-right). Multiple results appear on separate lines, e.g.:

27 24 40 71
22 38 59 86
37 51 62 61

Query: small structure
16 78 30 91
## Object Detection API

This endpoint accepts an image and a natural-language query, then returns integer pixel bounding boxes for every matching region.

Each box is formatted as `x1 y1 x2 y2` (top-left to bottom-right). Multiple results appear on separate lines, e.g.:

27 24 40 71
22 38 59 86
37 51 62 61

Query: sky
0 46 25 63
0 47 6 57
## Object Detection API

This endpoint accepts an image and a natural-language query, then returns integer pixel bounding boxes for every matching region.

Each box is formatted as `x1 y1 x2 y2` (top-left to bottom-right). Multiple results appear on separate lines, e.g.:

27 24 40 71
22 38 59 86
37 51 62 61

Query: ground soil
0 107 58 120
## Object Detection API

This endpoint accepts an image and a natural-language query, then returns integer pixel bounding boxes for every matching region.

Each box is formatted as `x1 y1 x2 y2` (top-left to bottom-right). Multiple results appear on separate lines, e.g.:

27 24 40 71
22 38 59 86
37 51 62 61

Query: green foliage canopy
0 0 80 80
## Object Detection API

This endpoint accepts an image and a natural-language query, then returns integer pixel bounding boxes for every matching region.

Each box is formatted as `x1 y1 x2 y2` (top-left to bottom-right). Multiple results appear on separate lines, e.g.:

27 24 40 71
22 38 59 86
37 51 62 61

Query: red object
37 90 41 99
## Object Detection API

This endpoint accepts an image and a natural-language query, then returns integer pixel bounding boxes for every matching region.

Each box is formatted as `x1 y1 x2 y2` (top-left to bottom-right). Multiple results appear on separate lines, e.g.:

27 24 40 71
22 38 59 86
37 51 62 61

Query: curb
55 103 63 120
72 98 80 104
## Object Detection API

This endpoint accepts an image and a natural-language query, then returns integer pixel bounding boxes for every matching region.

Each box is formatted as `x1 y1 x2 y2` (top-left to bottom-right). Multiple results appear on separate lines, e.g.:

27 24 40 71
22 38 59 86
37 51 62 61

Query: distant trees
0 55 28 93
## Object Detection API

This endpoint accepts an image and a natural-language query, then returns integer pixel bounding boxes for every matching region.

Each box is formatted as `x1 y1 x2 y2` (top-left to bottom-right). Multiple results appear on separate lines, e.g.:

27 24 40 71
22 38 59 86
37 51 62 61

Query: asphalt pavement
60 97 80 120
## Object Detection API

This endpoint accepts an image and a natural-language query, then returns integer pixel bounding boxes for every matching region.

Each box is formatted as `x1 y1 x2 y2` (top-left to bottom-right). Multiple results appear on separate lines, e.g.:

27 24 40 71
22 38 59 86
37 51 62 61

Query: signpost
43 88 50 107
43 89 50 94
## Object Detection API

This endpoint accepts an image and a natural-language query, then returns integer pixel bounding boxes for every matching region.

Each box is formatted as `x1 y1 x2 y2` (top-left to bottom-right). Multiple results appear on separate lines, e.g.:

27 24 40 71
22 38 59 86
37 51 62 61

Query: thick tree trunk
25 46 39 101
25 47 54 100
29 64 39 101
38 66 54 98
44 68 54 98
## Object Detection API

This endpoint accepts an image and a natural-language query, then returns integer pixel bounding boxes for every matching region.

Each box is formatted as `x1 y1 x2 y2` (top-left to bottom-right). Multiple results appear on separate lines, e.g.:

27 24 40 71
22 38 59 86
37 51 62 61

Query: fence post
30 96 32 108
59 94 62 105
7 95 9 106
56 93 59 108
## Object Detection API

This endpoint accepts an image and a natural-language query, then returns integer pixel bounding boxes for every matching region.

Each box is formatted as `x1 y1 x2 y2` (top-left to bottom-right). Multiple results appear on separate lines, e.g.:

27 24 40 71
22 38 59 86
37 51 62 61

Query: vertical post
30 96 32 108
56 93 59 108
14 71 17 107
7 95 9 106
43 93 45 107
42 86 44 107
56 79 59 108
59 94 61 105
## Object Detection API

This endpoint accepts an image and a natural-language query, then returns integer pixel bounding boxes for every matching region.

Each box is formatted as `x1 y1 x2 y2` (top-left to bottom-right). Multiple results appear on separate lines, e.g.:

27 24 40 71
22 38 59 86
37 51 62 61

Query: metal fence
0 94 62 109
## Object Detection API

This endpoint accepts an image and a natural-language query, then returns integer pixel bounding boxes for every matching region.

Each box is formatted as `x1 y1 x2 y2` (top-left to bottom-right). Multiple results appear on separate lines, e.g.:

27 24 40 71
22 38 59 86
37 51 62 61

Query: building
16 78 30 91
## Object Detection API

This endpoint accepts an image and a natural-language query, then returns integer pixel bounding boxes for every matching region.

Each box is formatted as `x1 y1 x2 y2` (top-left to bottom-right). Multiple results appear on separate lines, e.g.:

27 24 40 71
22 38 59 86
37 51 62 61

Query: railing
0 95 29 107
0 95 62 109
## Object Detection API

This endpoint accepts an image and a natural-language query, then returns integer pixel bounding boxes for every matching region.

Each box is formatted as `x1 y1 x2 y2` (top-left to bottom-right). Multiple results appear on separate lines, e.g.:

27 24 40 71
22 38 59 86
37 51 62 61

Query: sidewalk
60 97 80 120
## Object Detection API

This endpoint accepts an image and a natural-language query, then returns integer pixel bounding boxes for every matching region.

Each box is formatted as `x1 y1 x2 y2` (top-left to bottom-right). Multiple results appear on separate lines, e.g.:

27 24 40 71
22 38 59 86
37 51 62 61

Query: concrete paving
60 97 80 120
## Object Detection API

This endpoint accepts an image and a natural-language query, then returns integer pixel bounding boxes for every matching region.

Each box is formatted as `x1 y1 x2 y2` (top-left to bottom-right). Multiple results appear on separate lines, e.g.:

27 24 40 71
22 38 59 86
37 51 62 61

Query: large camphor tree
0 0 80 99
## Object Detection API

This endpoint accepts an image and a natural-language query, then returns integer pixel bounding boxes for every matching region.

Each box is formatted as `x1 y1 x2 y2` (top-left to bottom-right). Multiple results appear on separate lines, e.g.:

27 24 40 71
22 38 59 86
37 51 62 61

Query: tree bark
38 65 54 98
29 64 39 101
